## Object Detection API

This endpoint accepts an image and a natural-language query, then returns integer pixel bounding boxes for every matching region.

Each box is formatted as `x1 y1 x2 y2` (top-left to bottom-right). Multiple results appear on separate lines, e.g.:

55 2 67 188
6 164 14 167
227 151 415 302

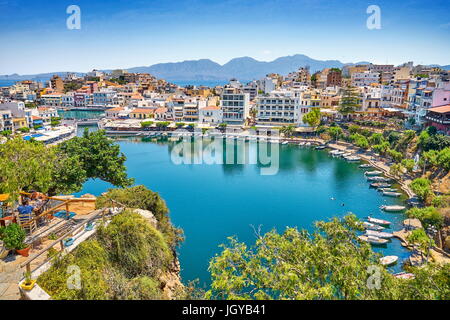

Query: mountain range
1 54 449 82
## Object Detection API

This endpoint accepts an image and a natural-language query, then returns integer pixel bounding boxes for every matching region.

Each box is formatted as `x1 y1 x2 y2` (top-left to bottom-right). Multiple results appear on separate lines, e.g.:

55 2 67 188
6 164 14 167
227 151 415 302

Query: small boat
299 142 305 146
380 255 398 266
342 152 352 157
370 182 391 189
365 170 382 176
393 272 415 280
358 235 389 245
382 191 402 197
315 145 326 150
366 230 394 239
281 141 288 145
345 156 361 162
359 164 372 169
366 176 391 182
363 222 385 231
380 205 406 212
378 188 398 193
305 142 311 146
367 216 391 226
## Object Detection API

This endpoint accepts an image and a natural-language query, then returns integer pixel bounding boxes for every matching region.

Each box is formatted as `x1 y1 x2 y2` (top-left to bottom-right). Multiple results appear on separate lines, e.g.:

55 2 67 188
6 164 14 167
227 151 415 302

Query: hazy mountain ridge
1 54 449 81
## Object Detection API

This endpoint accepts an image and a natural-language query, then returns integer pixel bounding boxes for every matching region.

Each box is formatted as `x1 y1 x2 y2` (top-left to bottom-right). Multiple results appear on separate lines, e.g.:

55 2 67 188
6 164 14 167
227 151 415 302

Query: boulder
132 209 157 228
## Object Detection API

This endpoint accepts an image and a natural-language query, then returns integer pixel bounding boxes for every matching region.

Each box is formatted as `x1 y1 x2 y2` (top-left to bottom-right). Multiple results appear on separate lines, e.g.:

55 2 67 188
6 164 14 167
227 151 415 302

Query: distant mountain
1 54 449 82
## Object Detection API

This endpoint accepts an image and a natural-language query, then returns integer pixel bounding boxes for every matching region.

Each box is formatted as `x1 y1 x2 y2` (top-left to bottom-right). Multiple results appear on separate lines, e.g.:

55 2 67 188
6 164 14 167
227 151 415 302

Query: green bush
128 276 163 300
96 186 183 248
37 240 110 300
410 178 433 201
97 210 173 278
2 223 26 250
406 207 444 228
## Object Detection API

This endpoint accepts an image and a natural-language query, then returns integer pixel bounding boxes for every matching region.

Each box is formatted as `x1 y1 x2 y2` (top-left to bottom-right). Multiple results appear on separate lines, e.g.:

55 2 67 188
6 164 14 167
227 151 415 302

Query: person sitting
17 200 35 217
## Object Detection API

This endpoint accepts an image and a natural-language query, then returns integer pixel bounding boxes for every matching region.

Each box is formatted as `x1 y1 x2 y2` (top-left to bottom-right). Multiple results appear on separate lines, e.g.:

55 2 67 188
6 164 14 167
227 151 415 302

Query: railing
19 198 126 275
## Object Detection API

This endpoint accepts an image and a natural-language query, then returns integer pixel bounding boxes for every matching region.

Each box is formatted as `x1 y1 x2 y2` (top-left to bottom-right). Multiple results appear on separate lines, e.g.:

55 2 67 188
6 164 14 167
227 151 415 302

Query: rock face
132 209 158 228
159 258 184 300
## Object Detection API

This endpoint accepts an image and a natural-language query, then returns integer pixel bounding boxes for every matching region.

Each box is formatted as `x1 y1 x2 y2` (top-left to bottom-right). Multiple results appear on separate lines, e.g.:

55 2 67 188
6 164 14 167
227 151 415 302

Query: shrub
2 223 26 250
97 210 173 278
410 178 433 202
406 207 444 228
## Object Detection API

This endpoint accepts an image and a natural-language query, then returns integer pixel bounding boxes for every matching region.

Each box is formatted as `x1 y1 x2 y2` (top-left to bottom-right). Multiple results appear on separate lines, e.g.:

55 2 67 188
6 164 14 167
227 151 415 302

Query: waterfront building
62 92 75 107
0 101 32 128
92 89 116 107
199 106 222 124
220 86 250 125
0 110 13 132
129 108 154 119
37 106 58 124
255 90 310 127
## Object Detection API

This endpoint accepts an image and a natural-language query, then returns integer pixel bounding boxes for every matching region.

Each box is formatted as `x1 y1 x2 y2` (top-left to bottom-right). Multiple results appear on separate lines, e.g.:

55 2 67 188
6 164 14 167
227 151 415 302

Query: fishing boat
345 156 361 162
380 205 406 212
380 255 399 266
358 235 389 245
365 170 382 176
367 216 391 226
359 164 372 168
370 182 391 188
363 222 385 231
394 272 415 280
366 176 391 182
378 188 398 193
382 191 402 197
366 230 394 239
281 141 288 145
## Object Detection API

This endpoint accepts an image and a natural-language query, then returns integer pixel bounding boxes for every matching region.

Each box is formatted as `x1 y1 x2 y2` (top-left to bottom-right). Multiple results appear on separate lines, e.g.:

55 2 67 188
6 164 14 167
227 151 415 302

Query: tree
280 125 295 137
436 147 450 171
410 178 433 202
207 214 450 300
407 229 434 261
0 137 56 199
327 126 343 142
141 121 154 128
401 159 415 173
58 128 134 188
406 207 444 229
303 108 321 127
390 163 405 178
338 86 361 117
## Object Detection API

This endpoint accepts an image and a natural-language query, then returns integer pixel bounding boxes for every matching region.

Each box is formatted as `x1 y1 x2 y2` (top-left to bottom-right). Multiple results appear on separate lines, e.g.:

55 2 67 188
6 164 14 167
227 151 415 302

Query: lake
74 126 411 286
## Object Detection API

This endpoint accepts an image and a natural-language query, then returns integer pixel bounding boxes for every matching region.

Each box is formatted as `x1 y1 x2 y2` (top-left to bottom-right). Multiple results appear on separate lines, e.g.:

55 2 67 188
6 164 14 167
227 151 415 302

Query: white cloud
262 50 272 55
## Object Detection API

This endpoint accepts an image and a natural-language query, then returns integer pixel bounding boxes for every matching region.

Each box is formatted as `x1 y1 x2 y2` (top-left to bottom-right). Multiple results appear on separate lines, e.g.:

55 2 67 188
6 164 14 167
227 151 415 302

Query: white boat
380 255 399 266
365 170 382 176
299 142 305 146
358 235 389 245
382 191 402 197
380 205 406 212
370 182 391 188
305 142 311 146
345 156 361 162
366 230 394 239
367 176 391 182
367 216 391 226
363 222 385 231
378 188 398 193
315 145 326 150
282 141 288 145
394 272 415 280
359 164 372 168
342 152 352 157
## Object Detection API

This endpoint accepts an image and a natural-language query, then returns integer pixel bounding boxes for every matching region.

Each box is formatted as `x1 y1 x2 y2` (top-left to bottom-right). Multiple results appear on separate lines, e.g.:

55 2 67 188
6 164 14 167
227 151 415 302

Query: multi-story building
199 106 223 124
92 89 116 107
41 93 62 107
326 69 342 87
0 110 13 132
50 75 64 93
38 107 59 125
255 90 310 126
351 71 380 87
220 87 250 125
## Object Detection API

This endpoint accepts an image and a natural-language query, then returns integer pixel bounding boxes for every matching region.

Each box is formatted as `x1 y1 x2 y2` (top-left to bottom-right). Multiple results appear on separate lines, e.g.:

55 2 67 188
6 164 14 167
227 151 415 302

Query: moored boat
393 272 415 280
366 176 391 182
345 156 361 162
359 164 372 168
382 191 402 197
380 205 406 212
363 221 385 231
366 230 394 239
378 188 398 193
370 182 391 188
380 255 399 266
365 170 382 176
367 216 391 226
358 235 389 245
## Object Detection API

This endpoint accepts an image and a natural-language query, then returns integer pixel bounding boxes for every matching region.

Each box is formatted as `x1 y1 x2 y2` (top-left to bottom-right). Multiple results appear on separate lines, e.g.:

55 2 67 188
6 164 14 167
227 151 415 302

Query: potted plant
20 271 36 291
2 223 30 257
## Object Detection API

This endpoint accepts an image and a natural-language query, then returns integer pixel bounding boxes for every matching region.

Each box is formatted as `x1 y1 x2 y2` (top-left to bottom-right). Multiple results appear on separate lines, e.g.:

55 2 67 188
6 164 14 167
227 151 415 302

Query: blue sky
0 0 449 74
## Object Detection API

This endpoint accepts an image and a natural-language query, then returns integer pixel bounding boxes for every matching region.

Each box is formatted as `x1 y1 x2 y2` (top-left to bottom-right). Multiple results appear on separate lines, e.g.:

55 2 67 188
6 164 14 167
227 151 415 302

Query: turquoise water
58 110 105 119
75 128 411 286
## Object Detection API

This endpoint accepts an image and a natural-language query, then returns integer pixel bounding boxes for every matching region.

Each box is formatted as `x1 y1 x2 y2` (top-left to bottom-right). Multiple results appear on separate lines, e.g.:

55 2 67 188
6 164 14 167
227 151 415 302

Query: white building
351 71 380 87
220 87 250 125
255 90 310 126
199 106 223 124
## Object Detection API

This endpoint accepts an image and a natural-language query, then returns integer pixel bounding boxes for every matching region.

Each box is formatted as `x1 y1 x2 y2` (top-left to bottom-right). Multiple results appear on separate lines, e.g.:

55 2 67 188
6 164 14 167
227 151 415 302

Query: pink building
432 83 450 107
